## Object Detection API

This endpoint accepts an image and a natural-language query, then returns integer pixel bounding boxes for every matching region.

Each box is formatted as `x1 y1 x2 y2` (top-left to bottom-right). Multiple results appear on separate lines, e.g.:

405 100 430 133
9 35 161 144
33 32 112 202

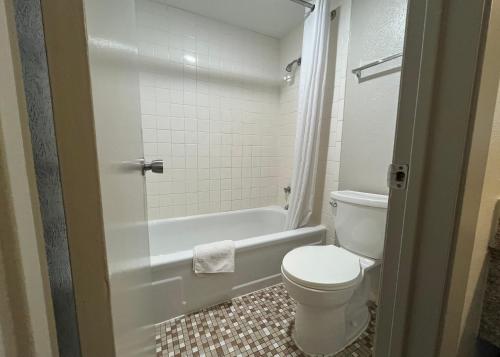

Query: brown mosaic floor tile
156 284 376 356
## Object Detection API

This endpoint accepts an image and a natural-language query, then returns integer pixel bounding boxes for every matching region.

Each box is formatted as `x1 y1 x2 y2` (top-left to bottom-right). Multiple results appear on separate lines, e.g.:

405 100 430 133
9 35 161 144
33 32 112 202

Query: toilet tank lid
331 190 388 208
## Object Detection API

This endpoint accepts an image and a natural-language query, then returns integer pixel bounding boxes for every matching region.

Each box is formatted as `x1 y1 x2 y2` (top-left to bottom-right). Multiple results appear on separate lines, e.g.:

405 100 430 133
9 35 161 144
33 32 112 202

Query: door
82 0 155 355
40 0 156 355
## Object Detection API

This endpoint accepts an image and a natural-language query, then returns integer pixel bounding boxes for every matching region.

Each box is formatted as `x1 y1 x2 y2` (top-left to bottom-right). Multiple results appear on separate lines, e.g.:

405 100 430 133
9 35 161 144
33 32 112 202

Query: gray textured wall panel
13 0 81 356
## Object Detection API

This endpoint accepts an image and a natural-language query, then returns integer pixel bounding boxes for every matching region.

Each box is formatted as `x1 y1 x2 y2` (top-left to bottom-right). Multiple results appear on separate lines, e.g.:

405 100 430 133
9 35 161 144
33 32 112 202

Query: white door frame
375 0 493 356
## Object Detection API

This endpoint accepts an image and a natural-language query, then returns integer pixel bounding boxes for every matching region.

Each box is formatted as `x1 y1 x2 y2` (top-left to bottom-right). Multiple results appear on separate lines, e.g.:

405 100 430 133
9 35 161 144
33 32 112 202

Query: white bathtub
149 206 326 323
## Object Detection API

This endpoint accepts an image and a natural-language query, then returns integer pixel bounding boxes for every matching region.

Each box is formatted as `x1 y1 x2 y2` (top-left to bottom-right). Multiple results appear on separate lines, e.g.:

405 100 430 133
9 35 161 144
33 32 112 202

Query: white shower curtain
285 0 331 229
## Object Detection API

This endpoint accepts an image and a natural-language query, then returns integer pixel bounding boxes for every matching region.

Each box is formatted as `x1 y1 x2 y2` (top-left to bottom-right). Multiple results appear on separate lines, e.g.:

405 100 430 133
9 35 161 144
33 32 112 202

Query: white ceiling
160 0 306 39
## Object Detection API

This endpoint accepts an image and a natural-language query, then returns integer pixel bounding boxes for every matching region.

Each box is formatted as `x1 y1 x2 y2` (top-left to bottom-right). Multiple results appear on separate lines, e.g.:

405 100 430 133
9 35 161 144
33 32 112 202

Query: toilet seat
282 246 362 291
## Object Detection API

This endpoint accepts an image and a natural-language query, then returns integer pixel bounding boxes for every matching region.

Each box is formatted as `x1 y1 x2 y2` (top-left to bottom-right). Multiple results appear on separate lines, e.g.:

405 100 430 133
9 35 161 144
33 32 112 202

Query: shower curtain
285 0 331 229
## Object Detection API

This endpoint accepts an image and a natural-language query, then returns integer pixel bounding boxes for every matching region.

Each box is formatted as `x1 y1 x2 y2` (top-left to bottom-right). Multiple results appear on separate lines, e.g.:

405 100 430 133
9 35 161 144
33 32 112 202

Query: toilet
281 190 388 356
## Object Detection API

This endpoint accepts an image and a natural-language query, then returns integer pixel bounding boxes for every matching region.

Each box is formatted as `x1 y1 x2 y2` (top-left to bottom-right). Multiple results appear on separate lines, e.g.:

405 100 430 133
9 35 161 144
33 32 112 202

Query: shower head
283 57 302 83
286 57 301 73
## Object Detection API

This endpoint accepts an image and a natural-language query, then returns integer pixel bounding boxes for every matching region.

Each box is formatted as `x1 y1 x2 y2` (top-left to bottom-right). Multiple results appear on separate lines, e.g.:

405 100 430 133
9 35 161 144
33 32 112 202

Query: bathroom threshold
155 284 376 356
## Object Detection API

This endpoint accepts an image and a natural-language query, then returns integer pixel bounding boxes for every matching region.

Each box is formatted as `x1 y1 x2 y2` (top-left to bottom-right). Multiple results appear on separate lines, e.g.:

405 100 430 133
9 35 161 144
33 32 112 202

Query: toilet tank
330 191 388 260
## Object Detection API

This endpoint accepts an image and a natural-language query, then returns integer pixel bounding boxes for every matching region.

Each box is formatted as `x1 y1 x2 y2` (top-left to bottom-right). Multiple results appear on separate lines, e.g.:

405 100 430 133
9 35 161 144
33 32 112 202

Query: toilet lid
282 246 362 291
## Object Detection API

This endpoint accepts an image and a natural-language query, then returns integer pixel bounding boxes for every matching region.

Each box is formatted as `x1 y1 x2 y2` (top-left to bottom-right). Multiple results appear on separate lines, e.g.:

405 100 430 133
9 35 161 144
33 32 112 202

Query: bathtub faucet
284 186 291 210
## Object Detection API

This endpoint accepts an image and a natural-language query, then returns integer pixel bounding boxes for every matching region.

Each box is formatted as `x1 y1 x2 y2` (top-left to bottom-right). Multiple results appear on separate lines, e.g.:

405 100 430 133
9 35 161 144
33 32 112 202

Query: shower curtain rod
289 0 315 11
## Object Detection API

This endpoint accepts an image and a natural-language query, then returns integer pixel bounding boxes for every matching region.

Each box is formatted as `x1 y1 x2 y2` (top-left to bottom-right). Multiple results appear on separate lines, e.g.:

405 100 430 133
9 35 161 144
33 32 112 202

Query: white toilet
281 190 388 356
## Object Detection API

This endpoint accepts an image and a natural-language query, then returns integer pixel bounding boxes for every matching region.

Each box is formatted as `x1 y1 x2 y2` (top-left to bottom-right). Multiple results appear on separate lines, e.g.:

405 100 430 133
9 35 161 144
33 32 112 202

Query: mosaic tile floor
156 284 376 356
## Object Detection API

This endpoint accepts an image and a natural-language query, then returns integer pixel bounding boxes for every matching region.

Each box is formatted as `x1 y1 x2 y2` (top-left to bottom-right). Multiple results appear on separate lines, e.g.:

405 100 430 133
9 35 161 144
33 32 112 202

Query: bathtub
149 206 326 323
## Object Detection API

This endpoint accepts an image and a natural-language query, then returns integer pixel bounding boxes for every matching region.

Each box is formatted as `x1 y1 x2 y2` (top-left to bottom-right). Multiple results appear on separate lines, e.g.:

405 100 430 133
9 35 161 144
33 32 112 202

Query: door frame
375 0 494 356
31 0 116 355
0 0 58 355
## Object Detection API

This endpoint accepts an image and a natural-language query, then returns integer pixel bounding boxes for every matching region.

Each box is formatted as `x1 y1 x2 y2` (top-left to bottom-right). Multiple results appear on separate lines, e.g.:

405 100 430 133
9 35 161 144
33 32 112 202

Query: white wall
339 0 407 194
456 4 500 354
136 0 285 219
438 2 500 353
458 89 500 357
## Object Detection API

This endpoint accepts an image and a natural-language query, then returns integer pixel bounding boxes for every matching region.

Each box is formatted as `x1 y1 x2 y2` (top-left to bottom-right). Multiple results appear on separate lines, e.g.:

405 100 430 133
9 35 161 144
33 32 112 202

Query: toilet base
291 304 370 356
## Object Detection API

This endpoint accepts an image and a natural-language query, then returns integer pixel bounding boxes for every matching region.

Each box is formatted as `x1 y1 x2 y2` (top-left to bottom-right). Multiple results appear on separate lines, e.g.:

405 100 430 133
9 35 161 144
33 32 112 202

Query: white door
83 0 156 355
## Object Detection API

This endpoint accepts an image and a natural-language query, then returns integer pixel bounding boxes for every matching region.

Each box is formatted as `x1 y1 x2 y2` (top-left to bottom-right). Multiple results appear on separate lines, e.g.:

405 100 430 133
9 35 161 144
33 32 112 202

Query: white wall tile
137 0 285 218
137 0 350 223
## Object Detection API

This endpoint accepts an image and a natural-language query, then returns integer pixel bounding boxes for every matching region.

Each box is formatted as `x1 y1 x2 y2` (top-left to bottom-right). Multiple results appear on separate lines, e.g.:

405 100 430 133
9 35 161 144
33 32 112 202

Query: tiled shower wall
137 0 351 229
136 0 284 219
321 0 352 243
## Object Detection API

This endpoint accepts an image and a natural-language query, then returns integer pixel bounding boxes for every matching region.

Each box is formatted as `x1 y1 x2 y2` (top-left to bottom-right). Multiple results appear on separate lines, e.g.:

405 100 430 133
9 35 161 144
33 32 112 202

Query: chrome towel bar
289 0 315 11
351 53 403 79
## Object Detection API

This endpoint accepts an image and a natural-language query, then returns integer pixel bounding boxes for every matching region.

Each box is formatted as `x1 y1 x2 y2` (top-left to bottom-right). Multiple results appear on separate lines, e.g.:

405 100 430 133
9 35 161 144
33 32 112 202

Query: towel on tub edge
193 240 235 274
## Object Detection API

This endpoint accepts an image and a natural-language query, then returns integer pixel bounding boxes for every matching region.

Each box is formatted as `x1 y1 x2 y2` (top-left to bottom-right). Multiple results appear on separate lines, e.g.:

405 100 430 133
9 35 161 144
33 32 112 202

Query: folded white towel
193 240 235 274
